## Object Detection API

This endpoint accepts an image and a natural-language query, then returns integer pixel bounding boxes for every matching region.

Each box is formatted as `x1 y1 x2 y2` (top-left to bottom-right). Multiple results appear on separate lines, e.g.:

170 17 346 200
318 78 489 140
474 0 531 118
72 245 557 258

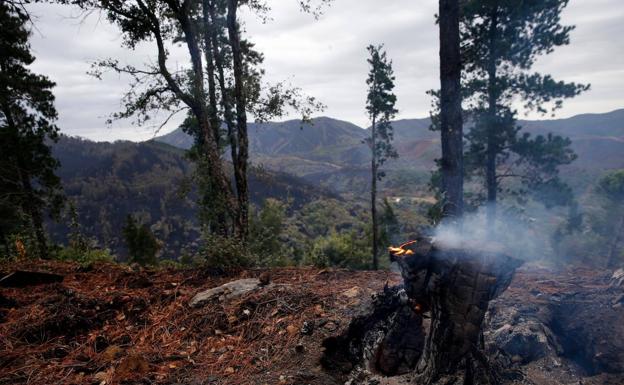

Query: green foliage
0 2 64 257
249 199 289 267
196 232 253 270
122 214 161 266
365 44 399 172
304 230 371 270
554 170 624 266
52 246 114 265
459 0 588 213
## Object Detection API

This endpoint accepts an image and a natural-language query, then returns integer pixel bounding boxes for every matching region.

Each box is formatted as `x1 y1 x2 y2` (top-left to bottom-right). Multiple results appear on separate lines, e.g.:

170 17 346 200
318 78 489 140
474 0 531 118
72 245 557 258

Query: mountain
48 136 337 259
155 109 624 192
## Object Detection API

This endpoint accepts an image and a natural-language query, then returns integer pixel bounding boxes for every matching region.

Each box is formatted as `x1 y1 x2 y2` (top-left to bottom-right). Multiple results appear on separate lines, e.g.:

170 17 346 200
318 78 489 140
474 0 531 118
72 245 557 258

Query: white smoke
433 204 553 261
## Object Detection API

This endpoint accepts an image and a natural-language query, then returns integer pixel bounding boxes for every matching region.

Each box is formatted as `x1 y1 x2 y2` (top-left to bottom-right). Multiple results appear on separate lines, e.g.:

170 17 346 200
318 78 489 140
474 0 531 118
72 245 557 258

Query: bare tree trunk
438 0 464 219
201 4 221 148
485 8 499 232
226 0 249 240
371 116 379 270
206 0 239 237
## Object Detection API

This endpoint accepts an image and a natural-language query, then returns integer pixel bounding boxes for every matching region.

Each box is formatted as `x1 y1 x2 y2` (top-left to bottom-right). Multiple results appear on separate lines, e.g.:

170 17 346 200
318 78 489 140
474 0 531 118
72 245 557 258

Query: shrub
304 231 371 270
122 214 161 266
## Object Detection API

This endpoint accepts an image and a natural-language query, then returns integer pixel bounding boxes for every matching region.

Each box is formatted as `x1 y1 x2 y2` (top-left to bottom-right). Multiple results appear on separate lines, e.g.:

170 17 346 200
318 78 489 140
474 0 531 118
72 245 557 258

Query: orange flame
388 240 418 256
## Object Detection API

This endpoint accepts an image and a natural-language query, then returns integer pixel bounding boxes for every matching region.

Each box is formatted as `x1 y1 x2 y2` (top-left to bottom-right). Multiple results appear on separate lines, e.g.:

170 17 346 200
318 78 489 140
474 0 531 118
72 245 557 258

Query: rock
610 269 624 287
300 320 314 335
189 278 262 307
488 321 554 364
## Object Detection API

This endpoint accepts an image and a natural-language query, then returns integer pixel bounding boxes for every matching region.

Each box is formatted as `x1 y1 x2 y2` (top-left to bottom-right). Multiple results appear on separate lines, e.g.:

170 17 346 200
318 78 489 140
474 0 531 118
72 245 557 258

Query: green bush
122 214 161 266
198 232 253 270
304 230 371 269
249 199 290 267
52 246 115 265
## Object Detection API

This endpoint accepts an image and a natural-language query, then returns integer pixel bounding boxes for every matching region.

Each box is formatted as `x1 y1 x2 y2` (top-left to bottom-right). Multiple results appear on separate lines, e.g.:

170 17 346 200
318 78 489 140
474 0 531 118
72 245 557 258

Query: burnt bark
323 238 521 384
371 115 379 270
395 239 521 384
438 0 464 219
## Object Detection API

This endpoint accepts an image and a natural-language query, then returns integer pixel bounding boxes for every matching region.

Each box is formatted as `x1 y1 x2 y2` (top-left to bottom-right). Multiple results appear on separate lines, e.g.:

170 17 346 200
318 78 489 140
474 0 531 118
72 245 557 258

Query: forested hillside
47 136 338 260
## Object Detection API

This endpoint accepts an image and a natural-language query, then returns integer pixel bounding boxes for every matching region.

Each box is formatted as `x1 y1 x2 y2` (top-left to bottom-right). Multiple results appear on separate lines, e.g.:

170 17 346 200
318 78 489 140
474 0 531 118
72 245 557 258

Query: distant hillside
155 109 624 192
48 136 337 259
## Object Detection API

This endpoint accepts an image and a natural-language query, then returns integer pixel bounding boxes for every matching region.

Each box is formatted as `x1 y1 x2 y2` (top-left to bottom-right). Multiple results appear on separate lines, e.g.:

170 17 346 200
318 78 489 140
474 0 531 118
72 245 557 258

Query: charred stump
322 237 522 384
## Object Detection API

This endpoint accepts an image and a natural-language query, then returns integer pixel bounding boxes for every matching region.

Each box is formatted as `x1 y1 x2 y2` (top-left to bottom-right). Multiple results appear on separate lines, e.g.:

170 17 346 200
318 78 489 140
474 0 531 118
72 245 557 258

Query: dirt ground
1 260 623 385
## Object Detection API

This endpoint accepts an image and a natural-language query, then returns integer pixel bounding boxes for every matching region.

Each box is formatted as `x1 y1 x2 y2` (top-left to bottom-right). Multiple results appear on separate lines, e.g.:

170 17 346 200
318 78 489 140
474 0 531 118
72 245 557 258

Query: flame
388 240 418 256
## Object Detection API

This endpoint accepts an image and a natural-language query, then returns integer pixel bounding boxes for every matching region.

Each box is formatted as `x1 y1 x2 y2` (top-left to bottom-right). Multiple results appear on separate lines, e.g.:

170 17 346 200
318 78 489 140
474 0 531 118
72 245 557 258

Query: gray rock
189 278 261 307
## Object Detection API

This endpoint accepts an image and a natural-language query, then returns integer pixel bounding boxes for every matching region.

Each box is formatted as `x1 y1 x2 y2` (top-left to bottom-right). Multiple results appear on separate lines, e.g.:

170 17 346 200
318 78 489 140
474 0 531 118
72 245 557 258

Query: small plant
197 232 253 270
122 214 162 266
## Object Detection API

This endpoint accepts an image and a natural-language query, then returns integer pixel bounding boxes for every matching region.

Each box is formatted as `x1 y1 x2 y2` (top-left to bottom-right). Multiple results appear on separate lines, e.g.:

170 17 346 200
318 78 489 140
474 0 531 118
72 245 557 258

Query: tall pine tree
461 0 589 226
0 3 63 258
438 0 464 220
365 44 398 270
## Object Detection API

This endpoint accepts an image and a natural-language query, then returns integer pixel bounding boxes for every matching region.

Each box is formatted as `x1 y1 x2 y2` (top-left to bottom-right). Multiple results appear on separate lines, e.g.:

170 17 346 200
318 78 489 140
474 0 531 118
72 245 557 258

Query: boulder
189 278 261 307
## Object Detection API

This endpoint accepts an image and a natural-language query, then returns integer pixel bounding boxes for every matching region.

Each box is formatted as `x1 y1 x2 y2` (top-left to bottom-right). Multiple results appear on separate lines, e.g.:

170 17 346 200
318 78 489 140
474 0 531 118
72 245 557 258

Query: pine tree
461 0 589 226
365 44 398 270
438 0 464 219
0 3 63 258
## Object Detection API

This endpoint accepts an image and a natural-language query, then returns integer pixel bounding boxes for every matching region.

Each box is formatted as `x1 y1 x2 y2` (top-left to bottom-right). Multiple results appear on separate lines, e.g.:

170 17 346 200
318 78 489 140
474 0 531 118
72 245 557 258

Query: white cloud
24 0 624 141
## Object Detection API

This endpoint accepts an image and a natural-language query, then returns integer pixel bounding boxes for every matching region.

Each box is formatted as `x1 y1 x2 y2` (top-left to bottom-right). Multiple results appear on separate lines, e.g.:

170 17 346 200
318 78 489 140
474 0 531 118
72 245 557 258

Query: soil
0 260 623 385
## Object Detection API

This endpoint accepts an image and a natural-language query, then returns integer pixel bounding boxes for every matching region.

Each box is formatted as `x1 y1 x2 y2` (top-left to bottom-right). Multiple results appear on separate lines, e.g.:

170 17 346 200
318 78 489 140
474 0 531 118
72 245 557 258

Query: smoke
433 204 555 261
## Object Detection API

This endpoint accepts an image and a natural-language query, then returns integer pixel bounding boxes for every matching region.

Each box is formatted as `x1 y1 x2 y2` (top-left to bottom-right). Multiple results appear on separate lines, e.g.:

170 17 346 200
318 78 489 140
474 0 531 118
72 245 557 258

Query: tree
122 214 161 266
461 0 589 226
0 2 63 258
365 44 398 270
81 0 325 241
438 0 464 219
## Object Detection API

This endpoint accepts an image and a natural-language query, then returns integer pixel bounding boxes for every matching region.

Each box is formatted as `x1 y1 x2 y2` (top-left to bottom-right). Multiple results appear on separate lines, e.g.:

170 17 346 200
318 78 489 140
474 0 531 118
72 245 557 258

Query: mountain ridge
155 108 624 179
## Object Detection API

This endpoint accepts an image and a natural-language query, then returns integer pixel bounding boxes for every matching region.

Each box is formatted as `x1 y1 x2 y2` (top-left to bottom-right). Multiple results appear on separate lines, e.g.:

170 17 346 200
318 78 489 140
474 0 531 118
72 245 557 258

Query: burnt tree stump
322 236 521 384
393 237 522 384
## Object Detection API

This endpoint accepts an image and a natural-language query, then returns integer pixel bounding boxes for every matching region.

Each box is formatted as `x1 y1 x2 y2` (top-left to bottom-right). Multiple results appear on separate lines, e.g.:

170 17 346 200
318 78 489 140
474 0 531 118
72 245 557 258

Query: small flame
388 240 418 256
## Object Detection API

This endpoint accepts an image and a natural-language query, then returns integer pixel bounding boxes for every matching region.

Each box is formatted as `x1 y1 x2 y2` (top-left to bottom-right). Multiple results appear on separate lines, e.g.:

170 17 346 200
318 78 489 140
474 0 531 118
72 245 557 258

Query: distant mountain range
46 109 624 258
156 109 624 181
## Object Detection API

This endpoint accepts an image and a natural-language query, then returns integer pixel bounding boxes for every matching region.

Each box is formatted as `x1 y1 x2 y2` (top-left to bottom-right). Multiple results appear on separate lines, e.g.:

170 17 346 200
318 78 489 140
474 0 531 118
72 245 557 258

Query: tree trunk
201 3 221 148
226 0 250 240
485 8 499 232
178 5 238 235
438 0 464 219
206 0 239 237
371 116 379 270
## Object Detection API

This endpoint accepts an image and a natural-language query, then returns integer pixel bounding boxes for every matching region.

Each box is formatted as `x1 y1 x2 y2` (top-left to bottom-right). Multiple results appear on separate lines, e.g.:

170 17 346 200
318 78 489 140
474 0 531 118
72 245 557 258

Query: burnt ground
0 260 623 385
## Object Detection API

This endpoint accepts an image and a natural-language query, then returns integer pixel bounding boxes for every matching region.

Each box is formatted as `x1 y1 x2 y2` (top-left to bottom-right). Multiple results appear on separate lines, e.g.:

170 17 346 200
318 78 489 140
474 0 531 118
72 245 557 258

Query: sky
25 0 624 142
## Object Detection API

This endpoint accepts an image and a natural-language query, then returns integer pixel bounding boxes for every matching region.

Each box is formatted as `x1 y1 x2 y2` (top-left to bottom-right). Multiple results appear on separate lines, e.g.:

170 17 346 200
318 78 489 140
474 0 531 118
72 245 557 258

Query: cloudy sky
26 0 624 142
